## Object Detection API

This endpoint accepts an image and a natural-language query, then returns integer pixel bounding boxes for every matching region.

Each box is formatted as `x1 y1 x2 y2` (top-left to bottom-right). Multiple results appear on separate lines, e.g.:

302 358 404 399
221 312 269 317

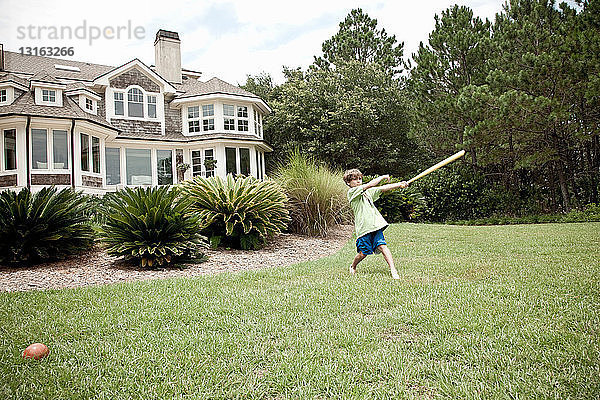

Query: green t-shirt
347 185 388 238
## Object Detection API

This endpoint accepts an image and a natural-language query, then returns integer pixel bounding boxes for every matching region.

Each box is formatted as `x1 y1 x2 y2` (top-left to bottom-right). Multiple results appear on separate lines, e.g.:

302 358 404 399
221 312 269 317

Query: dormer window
0 89 6 103
111 87 159 120
127 88 144 117
85 98 93 111
42 89 56 103
147 95 157 118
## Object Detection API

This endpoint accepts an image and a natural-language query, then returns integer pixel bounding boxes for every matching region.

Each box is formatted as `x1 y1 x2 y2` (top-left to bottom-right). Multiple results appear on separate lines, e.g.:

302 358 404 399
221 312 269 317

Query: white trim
93 59 177 94
172 93 271 114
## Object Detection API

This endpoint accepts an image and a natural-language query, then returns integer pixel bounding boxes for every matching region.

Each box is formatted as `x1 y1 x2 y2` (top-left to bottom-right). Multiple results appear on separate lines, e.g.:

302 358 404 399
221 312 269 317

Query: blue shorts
356 228 387 255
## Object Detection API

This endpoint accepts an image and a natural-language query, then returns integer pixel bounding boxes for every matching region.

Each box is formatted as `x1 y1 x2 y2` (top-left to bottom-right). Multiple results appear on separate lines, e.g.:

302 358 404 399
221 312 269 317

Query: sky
0 0 580 85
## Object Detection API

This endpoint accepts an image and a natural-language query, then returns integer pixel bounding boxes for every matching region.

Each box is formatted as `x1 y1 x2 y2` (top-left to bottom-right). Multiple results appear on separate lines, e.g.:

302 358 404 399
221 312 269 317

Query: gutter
70 119 75 189
25 115 31 190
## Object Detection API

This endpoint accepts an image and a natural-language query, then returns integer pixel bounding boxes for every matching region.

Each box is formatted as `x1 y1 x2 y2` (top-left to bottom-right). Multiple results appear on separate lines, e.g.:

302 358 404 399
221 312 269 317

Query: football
23 343 49 360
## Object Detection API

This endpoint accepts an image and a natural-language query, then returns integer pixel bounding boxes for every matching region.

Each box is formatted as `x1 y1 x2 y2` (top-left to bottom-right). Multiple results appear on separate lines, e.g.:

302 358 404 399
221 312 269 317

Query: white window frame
225 146 251 176
0 89 7 104
110 86 160 121
191 147 216 178
85 98 93 111
156 149 174 185
105 146 122 186
30 128 72 172
188 105 201 133
42 89 56 103
202 104 215 132
1 128 17 172
237 106 249 132
80 132 101 176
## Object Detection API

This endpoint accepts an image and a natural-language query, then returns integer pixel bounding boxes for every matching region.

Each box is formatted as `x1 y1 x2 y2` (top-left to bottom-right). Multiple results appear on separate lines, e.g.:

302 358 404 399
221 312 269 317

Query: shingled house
0 30 271 193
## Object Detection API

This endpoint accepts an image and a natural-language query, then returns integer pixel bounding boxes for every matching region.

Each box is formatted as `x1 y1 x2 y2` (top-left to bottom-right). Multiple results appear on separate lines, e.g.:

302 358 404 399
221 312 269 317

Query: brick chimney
154 30 182 84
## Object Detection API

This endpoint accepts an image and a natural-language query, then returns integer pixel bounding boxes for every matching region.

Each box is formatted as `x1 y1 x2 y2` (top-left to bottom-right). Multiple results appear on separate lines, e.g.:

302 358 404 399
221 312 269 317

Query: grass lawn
1 223 599 399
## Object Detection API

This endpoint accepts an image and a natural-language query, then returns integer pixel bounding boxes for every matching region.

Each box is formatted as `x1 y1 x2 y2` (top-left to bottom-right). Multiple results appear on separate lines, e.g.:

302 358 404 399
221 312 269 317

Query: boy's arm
362 175 390 191
379 181 409 192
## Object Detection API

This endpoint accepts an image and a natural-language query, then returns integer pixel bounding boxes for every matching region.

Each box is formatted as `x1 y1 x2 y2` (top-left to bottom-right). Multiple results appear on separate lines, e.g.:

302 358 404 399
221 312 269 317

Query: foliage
183 175 290 250
0 187 94 265
273 150 351 237
314 8 405 75
449 203 600 225
362 176 425 223
98 187 206 267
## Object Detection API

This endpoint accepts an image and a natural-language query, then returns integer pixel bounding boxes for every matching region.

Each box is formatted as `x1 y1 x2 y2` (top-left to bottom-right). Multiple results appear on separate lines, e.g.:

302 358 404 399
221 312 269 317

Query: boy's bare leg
378 245 400 279
350 252 366 275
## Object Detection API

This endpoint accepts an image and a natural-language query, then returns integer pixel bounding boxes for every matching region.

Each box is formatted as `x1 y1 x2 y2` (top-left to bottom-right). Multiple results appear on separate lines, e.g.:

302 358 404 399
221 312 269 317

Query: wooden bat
407 150 466 184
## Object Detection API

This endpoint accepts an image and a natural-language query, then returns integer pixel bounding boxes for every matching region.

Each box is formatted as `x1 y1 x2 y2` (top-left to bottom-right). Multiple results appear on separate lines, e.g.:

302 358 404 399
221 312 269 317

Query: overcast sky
0 0 579 85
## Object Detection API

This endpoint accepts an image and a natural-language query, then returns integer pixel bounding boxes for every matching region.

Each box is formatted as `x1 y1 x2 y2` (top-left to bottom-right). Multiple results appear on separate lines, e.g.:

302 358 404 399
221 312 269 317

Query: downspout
70 119 75 189
25 116 31 190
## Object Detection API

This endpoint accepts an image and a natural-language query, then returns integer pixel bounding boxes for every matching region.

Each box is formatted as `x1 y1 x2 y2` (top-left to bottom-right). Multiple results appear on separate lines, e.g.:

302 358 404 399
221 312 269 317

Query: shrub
362 176 425 222
0 187 94 265
183 174 290 250
273 150 351 237
98 186 207 267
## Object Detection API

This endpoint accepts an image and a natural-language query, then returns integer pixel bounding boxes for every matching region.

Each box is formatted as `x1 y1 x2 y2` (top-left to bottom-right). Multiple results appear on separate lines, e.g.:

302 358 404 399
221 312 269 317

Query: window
188 106 200 133
114 92 124 116
254 109 258 134
226 147 237 175
237 106 248 118
126 148 151 185
80 133 89 171
192 148 215 177
204 149 215 177
259 152 264 179
127 88 144 117
202 104 214 131
85 98 93 111
147 95 157 119
224 118 235 130
157 150 173 185
3 129 16 170
32 129 48 169
223 104 234 116
53 130 68 169
255 149 260 179
92 136 100 173
0 89 6 103
105 147 121 185
237 120 248 132
42 89 56 103
240 148 250 176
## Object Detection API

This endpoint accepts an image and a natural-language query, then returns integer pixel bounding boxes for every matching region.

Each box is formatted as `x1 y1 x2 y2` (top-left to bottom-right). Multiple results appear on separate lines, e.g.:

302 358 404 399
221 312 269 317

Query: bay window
53 130 68 169
225 147 251 176
224 104 235 131
32 129 48 169
188 106 200 133
3 129 16 170
126 148 151 185
202 104 214 131
240 148 250 176
157 150 173 185
226 147 237 175
92 137 100 173
237 106 248 132
81 133 100 173
80 133 89 171
105 147 121 185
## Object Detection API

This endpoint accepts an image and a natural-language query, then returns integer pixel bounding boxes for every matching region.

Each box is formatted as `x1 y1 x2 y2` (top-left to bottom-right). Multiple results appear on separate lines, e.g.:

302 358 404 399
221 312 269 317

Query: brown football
23 343 49 360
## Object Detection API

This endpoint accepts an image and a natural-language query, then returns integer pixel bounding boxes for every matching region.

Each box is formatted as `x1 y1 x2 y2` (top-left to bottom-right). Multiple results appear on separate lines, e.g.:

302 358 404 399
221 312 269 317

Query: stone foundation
31 174 71 185
0 174 17 187
82 175 103 188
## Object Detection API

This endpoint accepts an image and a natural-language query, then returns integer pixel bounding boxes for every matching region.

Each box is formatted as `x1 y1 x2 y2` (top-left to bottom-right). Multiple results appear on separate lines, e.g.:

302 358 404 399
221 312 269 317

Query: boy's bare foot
349 266 356 275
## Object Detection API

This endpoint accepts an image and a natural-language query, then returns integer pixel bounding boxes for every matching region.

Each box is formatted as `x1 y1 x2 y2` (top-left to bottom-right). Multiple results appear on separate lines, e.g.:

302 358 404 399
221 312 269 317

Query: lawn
1 223 599 399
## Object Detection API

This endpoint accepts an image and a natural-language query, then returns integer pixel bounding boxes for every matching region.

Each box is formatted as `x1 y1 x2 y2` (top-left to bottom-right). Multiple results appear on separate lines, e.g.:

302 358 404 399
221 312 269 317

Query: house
0 30 271 194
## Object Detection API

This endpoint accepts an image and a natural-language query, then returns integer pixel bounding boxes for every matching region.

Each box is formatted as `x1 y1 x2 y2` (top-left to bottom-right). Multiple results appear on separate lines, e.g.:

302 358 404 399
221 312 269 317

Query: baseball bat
407 150 466 184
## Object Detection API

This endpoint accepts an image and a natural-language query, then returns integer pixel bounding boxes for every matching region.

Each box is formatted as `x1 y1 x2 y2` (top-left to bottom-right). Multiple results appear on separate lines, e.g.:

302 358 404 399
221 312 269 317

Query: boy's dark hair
343 169 363 185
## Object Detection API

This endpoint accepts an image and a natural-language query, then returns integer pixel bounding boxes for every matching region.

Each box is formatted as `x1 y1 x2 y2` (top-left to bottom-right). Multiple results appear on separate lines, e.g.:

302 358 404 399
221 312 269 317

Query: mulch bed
0 225 354 293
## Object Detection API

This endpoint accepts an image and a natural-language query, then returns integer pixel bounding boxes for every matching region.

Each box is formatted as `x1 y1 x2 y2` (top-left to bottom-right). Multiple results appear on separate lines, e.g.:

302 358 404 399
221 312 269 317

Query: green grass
1 223 599 399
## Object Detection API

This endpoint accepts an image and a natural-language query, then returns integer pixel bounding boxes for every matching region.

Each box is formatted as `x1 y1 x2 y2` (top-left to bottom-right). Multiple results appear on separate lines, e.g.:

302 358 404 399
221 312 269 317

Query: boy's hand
380 174 390 182
399 181 408 188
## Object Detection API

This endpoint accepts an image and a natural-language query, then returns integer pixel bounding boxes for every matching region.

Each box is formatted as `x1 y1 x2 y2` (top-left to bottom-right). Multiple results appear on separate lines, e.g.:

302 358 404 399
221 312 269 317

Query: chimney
0 44 4 71
154 30 182 84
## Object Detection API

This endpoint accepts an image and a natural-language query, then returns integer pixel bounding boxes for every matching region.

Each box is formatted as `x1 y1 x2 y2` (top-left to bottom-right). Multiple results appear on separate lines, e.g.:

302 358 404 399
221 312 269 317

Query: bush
0 187 94 265
362 176 425 222
98 187 207 267
449 203 600 225
183 175 290 250
273 150 351 237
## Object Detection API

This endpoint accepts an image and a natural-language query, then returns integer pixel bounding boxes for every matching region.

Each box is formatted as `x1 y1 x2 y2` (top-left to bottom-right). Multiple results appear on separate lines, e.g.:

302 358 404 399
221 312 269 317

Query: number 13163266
19 47 74 57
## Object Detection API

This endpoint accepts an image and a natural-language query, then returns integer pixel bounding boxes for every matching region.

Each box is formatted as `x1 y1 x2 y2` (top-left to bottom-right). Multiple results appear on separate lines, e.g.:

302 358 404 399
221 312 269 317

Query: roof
3 51 114 81
0 72 29 88
0 90 118 131
176 77 259 99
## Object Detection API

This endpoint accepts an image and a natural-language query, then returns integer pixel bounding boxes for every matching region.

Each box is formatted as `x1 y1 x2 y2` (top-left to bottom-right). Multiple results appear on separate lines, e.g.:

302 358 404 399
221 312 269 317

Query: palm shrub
98 186 207 267
183 174 290 250
273 150 352 237
0 187 94 265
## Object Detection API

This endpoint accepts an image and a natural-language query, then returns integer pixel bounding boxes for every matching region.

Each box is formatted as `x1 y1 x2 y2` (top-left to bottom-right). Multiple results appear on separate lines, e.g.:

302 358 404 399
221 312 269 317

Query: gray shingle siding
111 119 162 136
109 70 160 92
164 98 181 136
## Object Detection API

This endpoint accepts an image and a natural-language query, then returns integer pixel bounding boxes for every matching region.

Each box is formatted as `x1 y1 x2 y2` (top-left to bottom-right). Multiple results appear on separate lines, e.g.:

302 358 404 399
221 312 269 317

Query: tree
314 8 405 76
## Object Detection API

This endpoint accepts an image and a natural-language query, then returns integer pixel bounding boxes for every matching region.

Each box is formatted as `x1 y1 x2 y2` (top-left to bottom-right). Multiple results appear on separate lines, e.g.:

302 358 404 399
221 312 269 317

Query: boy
344 169 408 279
